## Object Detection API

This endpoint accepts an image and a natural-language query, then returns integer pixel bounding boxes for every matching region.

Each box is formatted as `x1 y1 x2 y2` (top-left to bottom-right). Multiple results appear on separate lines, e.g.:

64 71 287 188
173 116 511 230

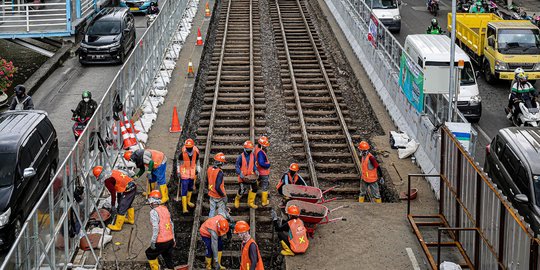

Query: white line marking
406 247 422 270
473 123 492 142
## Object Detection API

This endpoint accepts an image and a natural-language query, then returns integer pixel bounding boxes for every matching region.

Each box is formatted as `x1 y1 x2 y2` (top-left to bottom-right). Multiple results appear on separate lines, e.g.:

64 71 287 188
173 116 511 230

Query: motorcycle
146 14 158 27
505 94 540 127
533 14 540 28
427 0 439 16
71 109 90 140
427 27 445 34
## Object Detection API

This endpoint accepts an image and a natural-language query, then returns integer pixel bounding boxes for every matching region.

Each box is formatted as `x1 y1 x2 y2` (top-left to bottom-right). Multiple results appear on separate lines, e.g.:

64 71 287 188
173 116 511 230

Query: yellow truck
448 13 540 84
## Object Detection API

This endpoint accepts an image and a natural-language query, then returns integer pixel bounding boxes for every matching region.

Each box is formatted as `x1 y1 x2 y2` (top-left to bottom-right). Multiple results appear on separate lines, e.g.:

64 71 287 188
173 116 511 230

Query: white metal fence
0 0 192 267
0 2 68 33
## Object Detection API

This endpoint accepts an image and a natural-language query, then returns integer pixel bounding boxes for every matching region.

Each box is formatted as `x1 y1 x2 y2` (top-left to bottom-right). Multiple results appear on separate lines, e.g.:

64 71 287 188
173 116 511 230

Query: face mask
362 150 369 156
83 98 90 102
16 92 24 98
245 149 252 154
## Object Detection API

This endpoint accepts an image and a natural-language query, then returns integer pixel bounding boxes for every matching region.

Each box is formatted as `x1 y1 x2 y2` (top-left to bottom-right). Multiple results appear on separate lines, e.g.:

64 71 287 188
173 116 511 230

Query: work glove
379 177 385 185
271 208 278 221
150 242 156 250
239 172 245 179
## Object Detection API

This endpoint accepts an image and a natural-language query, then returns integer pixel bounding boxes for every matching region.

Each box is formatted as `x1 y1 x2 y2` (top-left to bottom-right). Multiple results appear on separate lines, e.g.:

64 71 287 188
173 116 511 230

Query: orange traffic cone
170 106 182 133
123 111 139 134
196 28 203 46
187 59 194 78
120 121 136 149
205 2 211 17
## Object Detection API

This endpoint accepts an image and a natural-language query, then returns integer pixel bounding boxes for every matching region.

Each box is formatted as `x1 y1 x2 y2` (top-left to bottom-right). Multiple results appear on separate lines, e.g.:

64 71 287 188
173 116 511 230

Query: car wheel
49 164 56 183
118 50 125 64
14 218 22 239
483 59 496 84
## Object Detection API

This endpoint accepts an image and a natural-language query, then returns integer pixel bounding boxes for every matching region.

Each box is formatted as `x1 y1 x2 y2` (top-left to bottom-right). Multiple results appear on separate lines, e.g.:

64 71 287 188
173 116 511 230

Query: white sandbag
164 60 176 70
133 120 148 133
153 79 166 90
98 196 112 209
149 96 165 106
88 228 113 249
398 140 419 159
159 71 171 83
135 132 149 144
141 112 157 123
151 88 168 97
390 130 410 149
440 262 462 270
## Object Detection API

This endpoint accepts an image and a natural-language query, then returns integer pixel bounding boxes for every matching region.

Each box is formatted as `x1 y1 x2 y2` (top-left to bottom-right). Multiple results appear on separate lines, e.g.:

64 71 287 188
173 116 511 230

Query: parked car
0 110 59 250
120 0 157 14
484 127 540 233
79 7 136 65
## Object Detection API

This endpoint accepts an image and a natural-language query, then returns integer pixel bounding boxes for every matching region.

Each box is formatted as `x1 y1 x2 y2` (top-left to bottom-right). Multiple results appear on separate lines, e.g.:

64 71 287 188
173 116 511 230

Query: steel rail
248 0 257 240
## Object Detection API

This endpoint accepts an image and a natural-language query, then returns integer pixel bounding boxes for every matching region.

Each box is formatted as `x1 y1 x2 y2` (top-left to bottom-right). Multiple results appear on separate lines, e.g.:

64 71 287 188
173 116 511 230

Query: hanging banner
399 53 424 112
367 14 378 48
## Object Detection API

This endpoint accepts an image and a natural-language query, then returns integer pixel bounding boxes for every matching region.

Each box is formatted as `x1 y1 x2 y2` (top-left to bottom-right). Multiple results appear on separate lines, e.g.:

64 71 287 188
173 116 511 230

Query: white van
364 0 401 33
404 34 482 122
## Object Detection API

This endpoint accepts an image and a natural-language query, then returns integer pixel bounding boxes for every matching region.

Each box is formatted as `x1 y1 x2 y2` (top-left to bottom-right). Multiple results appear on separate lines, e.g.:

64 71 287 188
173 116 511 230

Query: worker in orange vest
234 140 259 209
200 213 230 270
208 152 227 217
272 205 309 256
255 136 271 207
93 166 137 231
358 141 384 203
177 138 200 213
234 221 264 270
146 190 176 270
124 149 169 203
276 163 307 196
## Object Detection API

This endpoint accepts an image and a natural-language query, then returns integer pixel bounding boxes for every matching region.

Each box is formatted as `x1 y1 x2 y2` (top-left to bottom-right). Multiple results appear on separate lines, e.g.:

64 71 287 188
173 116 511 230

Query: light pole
448 0 457 122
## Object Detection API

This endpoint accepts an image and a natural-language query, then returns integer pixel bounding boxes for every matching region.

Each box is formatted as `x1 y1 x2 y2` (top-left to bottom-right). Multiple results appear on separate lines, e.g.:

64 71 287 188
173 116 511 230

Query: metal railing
0 0 192 267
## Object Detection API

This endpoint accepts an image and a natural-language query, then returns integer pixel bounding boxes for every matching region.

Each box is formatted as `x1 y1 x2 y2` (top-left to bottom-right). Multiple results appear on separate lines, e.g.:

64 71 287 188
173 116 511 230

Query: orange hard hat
258 136 270 147
233 220 250 234
287 205 300 216
92 166 103 178
214 152 226 162
289 163 300 172
123 151 133 161
217 218 229 235
358 141 370 151
149 190 162 199
243 140 254 149
185 138 195 148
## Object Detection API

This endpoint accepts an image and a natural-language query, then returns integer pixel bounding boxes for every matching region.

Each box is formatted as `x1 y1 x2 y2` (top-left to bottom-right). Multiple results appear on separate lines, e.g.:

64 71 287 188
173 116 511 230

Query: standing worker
234 221 264 270
93 166 137 231
177 138 200 213
200 213 230 270
208 152 227 217
255 136 271 207
124 148 169 203
357 141 384 203
234 140 259 209
146 190 176 270
276 163 307 196
272 205 309 256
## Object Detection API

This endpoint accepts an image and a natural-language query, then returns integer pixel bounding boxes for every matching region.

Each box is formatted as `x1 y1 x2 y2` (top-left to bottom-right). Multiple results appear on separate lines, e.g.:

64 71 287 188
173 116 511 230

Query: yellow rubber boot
280 240 295 256
374 198 382 203
181 196 189 213
148 259 159 270
107 215 126 231
160 184 169 204
205 257 212 270
126 208 135 224
358 196 365 203
217 251 226 270
261 191 269 207
247 191 258 209
187 191 195 208
234 195 241 209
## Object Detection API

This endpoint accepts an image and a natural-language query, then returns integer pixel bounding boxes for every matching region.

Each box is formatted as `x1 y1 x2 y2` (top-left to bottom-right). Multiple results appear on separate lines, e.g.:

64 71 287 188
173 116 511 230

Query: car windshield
88 20 121 35
0 153 15 187
498 29 540 55
460 62 476 86
366 0 398 9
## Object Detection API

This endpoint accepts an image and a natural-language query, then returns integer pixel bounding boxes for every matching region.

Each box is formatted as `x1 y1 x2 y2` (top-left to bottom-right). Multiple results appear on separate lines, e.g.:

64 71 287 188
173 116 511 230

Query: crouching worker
272 205 309 256
276 163 307 196
234 221 264 270
93 166 136 231
124 148 169 203
200 213 230 270
146 190 176 270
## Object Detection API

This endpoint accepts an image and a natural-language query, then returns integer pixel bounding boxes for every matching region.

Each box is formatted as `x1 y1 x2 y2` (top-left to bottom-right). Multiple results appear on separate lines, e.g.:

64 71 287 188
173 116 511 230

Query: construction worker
200 213 230 270
208 152 227 217
146 190 176 270
272 205 309 256
177 138 201 213
124 148 169 203
255 136 271 207
276 163 307 196
235 140 259 209
358 141 384 203
93 166 136 231
234 221 264 270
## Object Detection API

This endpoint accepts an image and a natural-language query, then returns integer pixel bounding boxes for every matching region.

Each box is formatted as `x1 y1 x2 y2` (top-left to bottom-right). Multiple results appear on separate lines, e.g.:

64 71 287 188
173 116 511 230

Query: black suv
485 127 540 233
79 7 136 65
0 111 59 249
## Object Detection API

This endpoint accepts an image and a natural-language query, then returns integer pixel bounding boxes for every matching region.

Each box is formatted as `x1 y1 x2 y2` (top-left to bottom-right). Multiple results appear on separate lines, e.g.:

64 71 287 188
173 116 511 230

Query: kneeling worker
200 213 230 270
146 190 176 270
276 163 307 196
93 166 136 231
234 221 264 270
272 205 309 256
124 148 169 203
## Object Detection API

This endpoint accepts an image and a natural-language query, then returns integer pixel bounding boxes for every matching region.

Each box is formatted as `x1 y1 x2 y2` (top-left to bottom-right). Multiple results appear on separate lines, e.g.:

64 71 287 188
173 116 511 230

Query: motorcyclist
147 2 159 15
9 85 34 110
507 70 538 121
469 0 486 13
73 91 98 119
426 18 444 34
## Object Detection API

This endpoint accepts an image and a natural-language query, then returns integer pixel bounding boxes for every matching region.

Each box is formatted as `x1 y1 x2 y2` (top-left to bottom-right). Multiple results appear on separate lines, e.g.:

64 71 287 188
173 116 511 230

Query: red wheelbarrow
282 184 338 204
286 199 345 238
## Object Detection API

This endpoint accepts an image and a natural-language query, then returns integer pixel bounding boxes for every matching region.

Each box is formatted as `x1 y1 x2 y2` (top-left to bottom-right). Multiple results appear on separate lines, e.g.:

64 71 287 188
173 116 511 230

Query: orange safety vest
148 149 165 169
207 166 225 199
287 218 309 254
276 172 299 190
361 153 378 183
240 238 264 270
111 170 133 193
254 146 270 176
154 205 174 243
180 146 199 180
200 215 227 238
238 152 255 183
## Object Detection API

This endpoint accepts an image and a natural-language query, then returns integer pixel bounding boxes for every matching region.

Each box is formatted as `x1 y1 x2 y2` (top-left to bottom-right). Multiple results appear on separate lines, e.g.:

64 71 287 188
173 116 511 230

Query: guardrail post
66 0 72 33
25 6 29 32
76 0 81 18
498 202 506 270
474 173 482 268
440 128 446 215
455 151 462 242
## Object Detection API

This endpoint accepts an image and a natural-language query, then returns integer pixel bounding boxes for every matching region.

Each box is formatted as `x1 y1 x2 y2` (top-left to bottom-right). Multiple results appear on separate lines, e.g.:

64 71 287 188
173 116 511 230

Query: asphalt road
31 14 150 160
395 0 538 164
